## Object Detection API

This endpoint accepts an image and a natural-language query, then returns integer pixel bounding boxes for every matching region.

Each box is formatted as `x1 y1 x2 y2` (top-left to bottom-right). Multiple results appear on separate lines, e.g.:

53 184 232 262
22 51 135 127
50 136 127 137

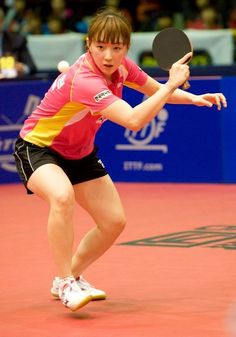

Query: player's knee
51 190 75 211
118 214 126 233
107 213 126 235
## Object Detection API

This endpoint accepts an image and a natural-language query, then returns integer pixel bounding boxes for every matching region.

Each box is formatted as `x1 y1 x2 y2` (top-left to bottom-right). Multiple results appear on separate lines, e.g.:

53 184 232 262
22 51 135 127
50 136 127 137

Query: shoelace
60 279 80 303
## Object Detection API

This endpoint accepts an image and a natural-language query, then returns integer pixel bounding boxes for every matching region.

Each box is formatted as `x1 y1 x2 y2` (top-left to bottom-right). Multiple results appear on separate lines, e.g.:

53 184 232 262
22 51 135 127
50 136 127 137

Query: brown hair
87 8 132 47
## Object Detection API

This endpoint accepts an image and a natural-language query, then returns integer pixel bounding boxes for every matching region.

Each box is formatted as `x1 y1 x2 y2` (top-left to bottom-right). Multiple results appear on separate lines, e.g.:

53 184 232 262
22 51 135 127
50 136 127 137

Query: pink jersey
20 52 148 159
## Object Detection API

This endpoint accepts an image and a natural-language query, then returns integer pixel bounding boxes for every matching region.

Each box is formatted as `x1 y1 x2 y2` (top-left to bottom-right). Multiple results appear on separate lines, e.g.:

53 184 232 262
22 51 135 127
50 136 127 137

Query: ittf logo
115 108 169 153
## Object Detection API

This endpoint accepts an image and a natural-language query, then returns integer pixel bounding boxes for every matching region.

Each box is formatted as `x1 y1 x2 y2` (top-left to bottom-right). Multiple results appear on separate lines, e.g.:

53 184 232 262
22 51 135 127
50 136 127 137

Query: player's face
88 40 128 79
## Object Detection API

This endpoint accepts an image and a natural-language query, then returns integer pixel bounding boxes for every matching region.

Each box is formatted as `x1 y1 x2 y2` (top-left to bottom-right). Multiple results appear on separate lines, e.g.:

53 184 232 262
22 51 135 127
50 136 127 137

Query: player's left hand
193 93 227 110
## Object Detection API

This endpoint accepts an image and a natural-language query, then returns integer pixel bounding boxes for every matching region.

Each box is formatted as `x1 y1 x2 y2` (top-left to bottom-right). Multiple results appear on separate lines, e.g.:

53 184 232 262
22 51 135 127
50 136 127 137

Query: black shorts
13 138 108 194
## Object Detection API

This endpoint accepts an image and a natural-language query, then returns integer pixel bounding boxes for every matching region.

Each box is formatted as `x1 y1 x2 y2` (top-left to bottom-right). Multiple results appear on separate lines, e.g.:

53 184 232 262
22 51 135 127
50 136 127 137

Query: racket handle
182 80 190 90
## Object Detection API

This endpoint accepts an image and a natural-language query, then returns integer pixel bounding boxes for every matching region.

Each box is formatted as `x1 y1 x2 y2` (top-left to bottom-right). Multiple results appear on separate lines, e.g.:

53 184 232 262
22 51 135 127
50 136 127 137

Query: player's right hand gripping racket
152 27 193 90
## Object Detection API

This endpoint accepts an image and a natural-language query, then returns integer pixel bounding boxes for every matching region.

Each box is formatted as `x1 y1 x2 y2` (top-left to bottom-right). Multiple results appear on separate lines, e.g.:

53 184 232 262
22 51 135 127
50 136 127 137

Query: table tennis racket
152 27 193 90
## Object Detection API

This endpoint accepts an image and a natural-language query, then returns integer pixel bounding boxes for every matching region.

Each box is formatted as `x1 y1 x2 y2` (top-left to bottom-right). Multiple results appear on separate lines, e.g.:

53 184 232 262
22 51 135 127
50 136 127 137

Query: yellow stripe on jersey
124 81 142 90
24 102 87 147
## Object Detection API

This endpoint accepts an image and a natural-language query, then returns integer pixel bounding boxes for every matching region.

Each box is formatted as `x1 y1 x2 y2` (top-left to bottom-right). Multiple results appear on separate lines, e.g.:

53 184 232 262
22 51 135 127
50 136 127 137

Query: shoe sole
69 295 92 312
51 291 106 301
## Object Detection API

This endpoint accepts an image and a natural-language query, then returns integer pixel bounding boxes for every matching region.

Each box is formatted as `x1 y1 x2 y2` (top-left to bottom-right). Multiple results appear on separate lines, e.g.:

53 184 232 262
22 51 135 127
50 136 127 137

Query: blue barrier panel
96 78 223 182
0 77 234 184
221 77 236 183
0 80 52 184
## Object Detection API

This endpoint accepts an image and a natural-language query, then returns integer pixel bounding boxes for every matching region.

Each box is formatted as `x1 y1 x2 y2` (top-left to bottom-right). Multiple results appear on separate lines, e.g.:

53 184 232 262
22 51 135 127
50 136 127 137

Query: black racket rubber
152 27 192 70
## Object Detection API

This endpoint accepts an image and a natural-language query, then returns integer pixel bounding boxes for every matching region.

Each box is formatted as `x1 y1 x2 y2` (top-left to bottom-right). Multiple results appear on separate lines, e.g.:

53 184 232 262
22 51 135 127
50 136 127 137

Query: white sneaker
57 276 92 311
51 275 106 301
78 276 106 300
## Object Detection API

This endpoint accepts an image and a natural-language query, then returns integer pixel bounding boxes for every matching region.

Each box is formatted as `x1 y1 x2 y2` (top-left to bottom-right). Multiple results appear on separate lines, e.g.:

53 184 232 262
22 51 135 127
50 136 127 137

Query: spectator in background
228 6 236 28
43 15 67 34
46 0 73 31
186 0 222 29
72 0 107 33
3 0 28 34
50 0 72 16
0 7 37 78
73 14 91 34
187 6 222 29
23 12 43 35
135 0 161 31
155 11 173 31
117 1 136 30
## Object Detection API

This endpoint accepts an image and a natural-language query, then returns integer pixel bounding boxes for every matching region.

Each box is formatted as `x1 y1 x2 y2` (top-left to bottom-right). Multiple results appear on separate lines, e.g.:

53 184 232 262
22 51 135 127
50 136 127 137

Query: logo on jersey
51 74 66 91
94 90 112 102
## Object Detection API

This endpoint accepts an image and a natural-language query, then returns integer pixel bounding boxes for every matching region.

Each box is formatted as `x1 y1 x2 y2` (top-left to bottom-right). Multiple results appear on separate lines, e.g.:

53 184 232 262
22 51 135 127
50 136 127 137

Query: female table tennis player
13 8 227 312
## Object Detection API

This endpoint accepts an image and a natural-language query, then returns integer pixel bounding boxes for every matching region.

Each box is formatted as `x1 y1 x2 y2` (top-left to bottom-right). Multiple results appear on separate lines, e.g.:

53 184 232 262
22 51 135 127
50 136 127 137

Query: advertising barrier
96 78 223 182
221 77 236 183
0 80 51 184
0 77 235 184
27 30 234 71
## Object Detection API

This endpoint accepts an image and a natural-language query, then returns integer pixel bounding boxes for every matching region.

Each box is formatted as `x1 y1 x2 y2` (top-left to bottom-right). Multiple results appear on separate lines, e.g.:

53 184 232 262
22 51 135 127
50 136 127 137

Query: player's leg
27 163 76 277
28 163 92 310
71 174 126 276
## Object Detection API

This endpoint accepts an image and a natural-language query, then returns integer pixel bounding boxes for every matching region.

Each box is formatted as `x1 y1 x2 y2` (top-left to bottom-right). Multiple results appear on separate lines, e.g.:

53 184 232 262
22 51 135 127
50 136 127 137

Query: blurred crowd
0 0 236 75
0 0 236 36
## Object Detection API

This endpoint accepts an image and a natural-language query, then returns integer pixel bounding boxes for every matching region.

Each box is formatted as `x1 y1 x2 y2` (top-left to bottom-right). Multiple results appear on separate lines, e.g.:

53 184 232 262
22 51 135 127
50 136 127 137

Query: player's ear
86 37 90 50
